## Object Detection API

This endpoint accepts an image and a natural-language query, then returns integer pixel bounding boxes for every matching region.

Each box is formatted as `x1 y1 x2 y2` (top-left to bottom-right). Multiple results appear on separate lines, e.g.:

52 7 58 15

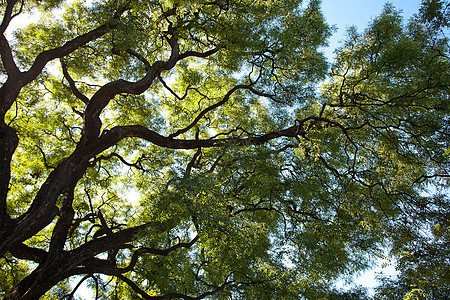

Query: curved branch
60 59 89 104
91 152 145 170
186 147 202 178
0 19 120 119
35 143 55 169
17 3 132 88
167 80 287 139
178 45 223 60
125 48 152 71
62 274 98 300
67 218 179 268
162 34 180 70
158 76 190 100
0 0 21 34
248 86 288 105
58 233 199 286
80 32 220 145
120 235 199 272
99 123 304 152
81 34 182 143
413 173 450 184
117 273 230 300
168 84 249 138
22 23 115 87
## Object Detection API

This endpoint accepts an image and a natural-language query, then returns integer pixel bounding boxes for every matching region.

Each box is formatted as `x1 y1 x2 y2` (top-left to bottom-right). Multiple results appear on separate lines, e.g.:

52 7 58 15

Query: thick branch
47 188 75 257
81 34 182 142
82 37 221 144
99 123 304 151
0 0 20 34
8 243 47 263
67 219 177 268
81 66 162 143
22 23 114 87
0 19 118 119
0 34 20 77
0 122 18 235
0 138 97 256
0 113 315 256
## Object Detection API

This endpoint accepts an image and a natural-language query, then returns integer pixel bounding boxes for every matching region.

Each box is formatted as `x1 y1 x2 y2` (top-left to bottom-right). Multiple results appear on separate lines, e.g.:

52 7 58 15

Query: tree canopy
0 0 448 299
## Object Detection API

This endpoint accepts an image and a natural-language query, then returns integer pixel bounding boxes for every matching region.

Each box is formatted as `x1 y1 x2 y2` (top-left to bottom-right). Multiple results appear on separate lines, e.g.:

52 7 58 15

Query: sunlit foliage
0 0 448 299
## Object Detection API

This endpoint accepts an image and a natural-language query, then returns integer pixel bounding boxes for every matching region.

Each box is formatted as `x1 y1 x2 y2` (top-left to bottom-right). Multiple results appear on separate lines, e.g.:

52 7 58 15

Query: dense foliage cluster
0 0 448 299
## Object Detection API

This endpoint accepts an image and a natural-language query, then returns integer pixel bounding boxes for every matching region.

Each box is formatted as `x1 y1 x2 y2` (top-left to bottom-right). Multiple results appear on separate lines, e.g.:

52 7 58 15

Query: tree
375 195 450 300
0 0 448 299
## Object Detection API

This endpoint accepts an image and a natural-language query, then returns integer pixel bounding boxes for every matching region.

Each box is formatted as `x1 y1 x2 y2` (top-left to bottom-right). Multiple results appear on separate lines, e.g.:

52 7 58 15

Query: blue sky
321 0 422 61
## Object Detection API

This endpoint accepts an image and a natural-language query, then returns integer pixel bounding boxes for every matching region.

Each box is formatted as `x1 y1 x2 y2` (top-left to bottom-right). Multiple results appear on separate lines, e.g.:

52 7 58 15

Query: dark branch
168 84 250 138
186 147 202 178
91 152 144 170
99 123 304 152
9 243 47 263
112 235 199 275
62 274 99 300
158 76 190 100
0 34 20 77
117 271 230 300
60 59 90 104
23 23 115 87
179 45 224 60
0 0 20 34
125 49 152 71
248 86 289 105
47 187 75 257
67 220 176 267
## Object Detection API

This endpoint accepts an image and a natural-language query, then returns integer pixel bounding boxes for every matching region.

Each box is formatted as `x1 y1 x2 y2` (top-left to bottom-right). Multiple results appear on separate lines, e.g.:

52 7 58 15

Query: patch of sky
320 0 423 295
321 0 421 63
